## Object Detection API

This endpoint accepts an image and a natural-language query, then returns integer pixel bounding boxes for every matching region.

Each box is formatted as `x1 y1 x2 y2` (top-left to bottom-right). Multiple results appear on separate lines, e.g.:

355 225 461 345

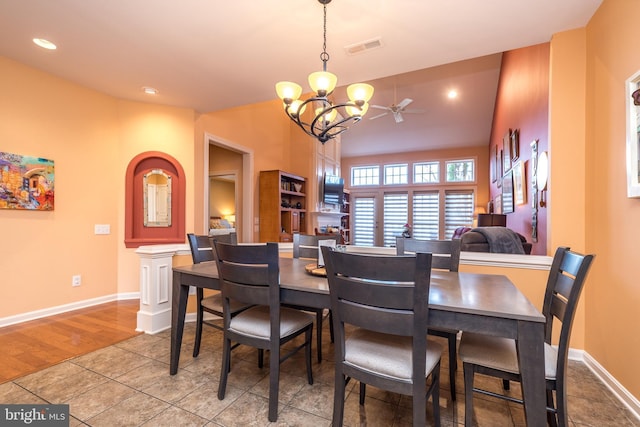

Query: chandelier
275 0 374 144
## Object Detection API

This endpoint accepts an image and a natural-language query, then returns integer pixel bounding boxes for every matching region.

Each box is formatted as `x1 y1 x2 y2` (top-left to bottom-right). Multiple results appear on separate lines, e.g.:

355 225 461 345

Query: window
383 193 408 246
445 159 474 182
412 191 439 240
444 190 474 238
384 164 408 185
349 157 476 244
414 162 439 184
351 166 380 186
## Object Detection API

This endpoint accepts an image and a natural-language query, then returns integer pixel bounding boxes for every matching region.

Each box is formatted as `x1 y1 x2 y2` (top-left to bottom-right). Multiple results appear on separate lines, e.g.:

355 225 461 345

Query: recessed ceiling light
447 90 458 99
142 87 158 95
33 38 57 50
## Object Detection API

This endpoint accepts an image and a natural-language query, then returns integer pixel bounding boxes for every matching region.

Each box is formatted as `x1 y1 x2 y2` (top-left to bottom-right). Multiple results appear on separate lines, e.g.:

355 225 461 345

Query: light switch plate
94 224 110 234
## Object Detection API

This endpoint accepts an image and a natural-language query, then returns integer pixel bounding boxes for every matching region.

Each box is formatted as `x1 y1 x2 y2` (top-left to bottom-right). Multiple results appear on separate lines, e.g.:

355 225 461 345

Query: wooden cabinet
259 170 307 242
340 190 350 244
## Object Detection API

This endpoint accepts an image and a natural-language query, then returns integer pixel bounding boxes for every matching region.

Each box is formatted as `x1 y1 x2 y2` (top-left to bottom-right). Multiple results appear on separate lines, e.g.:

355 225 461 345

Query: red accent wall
124 151 186 248
490 44 549 255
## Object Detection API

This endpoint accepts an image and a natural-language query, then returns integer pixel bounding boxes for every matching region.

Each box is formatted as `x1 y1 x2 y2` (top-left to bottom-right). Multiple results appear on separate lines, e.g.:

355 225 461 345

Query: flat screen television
322 173 344 205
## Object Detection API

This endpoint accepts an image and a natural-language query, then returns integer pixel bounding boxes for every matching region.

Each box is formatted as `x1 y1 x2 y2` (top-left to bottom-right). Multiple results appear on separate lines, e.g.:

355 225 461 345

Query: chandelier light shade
275 0 374 144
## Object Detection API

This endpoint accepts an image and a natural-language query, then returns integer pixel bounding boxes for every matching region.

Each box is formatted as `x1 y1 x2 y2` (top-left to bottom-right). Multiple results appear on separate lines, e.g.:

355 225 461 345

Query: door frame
203 132 254 243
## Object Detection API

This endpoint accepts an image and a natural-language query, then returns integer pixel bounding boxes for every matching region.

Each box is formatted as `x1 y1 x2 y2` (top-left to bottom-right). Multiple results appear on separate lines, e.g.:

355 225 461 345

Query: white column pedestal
135 244 189 334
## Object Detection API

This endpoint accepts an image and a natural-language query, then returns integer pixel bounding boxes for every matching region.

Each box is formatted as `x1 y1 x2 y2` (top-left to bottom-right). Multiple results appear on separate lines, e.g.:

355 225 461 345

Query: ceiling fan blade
397 98 413 109
369 111 389 120
402 108 425 114
393 111 404 123
370 105 390 110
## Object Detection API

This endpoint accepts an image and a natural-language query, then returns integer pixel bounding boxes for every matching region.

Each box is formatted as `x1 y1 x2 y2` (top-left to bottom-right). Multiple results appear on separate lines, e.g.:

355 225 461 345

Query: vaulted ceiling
0 0 602 156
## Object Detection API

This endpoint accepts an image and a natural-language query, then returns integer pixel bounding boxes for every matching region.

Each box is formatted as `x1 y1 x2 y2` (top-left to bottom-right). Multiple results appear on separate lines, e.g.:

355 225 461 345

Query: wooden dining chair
396 236 461 401
292 232 339 362
458 246 594 427
187 232 250 358
322 246 442 427
214 241 314 422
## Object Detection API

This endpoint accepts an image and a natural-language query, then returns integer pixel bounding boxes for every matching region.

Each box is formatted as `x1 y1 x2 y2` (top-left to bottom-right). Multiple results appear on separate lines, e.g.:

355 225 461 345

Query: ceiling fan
369 86 425 123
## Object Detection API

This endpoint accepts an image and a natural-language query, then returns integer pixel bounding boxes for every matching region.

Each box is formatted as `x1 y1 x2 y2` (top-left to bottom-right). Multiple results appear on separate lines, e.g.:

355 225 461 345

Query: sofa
454 226 532 254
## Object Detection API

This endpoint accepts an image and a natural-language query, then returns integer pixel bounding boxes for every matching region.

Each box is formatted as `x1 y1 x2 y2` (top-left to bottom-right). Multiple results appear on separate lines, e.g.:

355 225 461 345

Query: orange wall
1 56 120 316
581 0 640 398
0 56 195 317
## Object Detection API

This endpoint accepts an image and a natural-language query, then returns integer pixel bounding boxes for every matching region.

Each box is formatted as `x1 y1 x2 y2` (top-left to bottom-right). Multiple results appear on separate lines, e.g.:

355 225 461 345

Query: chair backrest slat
338 300 416 335
188 232 237 264
187 233 215 264
293 233 340 259
396 237 461 272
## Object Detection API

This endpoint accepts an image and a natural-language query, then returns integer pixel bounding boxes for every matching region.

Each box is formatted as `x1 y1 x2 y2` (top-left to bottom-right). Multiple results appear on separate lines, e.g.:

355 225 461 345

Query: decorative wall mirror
143 169 172 227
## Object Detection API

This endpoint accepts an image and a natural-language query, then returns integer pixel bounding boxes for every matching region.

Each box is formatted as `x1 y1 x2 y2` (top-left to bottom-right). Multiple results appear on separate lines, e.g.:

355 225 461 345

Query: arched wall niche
125 151 186 248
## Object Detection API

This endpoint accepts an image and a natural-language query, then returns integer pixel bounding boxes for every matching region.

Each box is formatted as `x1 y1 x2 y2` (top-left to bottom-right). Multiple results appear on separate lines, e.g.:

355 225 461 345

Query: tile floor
1 320 638 426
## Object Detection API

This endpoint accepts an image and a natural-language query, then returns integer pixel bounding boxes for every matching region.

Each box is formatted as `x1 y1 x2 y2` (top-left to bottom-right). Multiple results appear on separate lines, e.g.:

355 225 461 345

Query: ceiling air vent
344 37 383 56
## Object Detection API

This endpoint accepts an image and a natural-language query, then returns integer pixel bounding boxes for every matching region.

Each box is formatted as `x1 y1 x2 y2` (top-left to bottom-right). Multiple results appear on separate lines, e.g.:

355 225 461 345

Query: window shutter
412 191 439 240
383 193 408 247
444 190 474 238
353 196 375 246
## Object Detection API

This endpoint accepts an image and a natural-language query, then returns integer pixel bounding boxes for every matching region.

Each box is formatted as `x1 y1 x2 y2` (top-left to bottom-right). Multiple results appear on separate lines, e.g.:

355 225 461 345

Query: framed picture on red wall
502 170 514 214
510 129 520 161
503 130 512 172
497 149 503 188
491 145 497 183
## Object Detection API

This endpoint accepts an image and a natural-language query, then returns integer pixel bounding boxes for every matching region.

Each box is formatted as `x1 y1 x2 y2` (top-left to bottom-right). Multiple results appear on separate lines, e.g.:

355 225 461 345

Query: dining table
171 256 547 426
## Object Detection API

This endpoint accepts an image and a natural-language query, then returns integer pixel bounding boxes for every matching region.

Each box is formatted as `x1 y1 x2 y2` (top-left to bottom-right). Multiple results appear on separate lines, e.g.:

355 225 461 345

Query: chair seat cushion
344 328 443 381
229 305 314 339
458 332 557 379
201 294 251 314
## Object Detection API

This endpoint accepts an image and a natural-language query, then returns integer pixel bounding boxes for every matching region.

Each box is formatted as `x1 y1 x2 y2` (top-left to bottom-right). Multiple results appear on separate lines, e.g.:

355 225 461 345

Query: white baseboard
0 293 140 328
571 350 640 422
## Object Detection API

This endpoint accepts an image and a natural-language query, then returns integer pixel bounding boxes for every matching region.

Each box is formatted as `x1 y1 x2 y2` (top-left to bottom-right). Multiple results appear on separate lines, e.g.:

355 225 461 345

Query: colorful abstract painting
0 151 55 210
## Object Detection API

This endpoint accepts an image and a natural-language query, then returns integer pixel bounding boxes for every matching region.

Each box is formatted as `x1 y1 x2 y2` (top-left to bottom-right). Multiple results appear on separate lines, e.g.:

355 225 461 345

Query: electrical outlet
72 275 81 287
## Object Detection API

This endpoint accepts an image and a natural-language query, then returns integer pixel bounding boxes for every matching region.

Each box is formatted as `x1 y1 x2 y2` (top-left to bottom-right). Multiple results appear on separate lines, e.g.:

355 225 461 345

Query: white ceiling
0 0 602 157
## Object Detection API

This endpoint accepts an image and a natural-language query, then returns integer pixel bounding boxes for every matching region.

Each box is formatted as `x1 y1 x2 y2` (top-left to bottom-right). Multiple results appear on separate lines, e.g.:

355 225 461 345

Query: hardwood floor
0 299 141 383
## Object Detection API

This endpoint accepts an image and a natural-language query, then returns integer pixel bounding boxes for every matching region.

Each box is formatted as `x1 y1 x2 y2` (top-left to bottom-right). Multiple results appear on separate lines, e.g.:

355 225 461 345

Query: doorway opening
203 133 254 243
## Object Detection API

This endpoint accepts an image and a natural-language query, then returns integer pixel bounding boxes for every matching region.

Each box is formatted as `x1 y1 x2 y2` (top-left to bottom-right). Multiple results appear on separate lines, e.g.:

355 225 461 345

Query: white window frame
445 159 475 182
383 163 408 185
413 161 440 184
351 165 380 186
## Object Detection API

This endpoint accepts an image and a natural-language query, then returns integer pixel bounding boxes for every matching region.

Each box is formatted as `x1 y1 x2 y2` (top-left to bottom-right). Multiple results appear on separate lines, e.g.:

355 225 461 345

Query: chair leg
432 362 441 427
547 389 559 427
316 310 323 363
258 349 264 368
332 372 347 427
447 332 457 401
306 326 314 384
193 289 204 357
502 379 510 390
268 344 280 422
329 310 334 342
558 381 570 427
413 388 426 427
217 335 231 400
463 362 475 427
359 382 366 405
